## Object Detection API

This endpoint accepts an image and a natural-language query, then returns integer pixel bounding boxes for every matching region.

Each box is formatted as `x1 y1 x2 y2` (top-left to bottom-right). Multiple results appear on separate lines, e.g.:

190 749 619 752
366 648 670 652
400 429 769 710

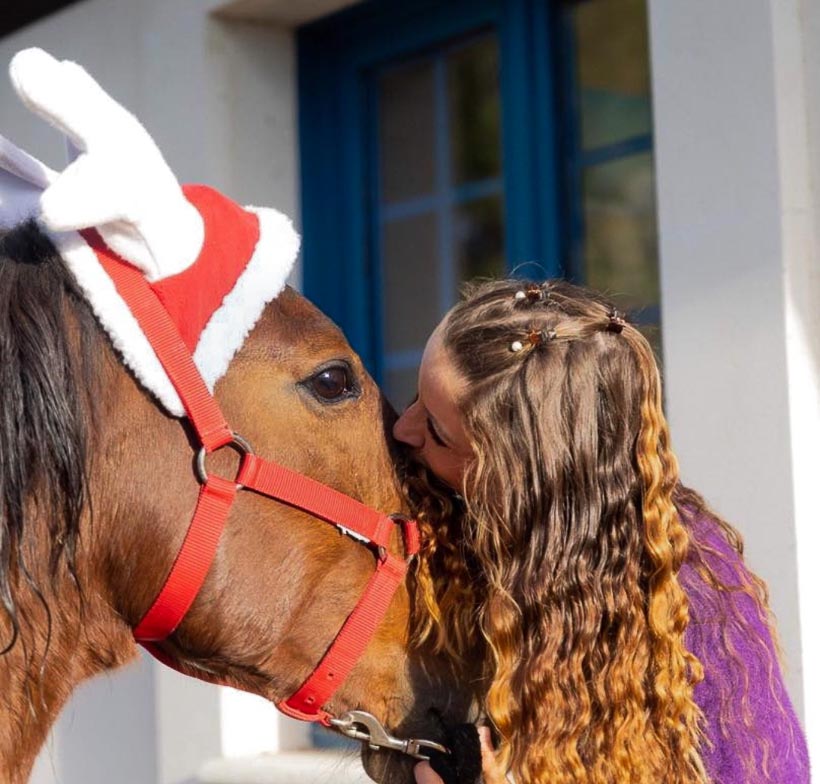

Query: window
376 33 506 404
299 0 660 404
564 0 661 358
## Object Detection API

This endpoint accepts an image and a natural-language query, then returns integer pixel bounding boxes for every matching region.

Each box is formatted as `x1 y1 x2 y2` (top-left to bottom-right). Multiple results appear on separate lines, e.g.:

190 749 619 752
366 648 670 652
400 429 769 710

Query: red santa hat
0 48 299 416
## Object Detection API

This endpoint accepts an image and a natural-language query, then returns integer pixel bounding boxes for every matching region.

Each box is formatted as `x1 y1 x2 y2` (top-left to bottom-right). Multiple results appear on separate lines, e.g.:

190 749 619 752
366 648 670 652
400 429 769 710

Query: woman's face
393 324 473 490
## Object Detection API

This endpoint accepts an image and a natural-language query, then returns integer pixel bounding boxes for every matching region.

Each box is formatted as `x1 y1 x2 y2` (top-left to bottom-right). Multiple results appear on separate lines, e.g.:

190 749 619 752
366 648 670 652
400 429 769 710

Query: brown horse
0 220 469 783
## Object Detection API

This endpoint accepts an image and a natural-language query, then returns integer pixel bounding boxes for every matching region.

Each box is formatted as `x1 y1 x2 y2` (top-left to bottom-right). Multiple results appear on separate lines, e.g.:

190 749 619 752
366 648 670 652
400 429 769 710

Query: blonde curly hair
406 279 780 784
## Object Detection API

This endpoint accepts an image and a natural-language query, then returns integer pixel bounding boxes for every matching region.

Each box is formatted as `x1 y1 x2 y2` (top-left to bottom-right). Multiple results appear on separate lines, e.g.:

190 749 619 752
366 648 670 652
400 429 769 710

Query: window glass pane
448 35 502 184
379 60 436 203
582 152 659 314
454 195 505 282
382 211 441 354
385 367 420 412
573 0 652 150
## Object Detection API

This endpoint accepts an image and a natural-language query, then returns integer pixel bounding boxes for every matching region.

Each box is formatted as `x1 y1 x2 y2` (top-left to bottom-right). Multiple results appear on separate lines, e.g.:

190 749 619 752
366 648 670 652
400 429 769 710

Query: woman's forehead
420 332 466 419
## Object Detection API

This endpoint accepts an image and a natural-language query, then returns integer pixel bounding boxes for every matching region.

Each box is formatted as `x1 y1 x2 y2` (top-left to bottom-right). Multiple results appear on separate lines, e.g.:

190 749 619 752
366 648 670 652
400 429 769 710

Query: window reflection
574 0 652 150
448 36 502 184
568 0 661 361
379 61 436 203
582 153 658 314
376 34 506 407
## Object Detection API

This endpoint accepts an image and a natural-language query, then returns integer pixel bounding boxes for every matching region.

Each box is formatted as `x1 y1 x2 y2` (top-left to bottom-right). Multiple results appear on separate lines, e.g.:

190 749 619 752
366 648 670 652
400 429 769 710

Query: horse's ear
9 47 204 281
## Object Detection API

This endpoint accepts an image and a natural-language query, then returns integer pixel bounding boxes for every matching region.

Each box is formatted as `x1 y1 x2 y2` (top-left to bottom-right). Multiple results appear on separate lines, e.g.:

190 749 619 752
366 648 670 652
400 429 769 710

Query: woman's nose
393 404 424 448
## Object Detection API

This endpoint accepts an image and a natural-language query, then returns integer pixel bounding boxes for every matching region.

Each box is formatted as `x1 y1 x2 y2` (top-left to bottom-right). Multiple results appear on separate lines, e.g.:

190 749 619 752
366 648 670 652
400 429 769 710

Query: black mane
0 220 98 654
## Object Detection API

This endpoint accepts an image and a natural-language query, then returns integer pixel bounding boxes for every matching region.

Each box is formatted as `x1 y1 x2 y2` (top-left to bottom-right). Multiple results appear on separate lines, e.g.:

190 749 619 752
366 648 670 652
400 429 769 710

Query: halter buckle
390 513 420 564
195 433 254 487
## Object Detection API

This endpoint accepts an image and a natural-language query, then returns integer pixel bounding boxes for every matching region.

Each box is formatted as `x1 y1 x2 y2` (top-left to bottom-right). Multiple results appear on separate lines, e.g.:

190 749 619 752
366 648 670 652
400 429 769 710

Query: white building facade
0 0 817 781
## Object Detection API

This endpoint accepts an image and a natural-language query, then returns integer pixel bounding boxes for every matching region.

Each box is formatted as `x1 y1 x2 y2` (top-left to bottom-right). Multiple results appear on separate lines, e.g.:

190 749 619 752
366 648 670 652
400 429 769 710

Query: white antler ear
9 48 203 281
0 133 57 229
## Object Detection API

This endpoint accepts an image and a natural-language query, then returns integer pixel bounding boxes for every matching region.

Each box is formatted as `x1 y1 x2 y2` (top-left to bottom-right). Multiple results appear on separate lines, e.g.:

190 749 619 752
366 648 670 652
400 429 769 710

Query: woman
395 279 809 784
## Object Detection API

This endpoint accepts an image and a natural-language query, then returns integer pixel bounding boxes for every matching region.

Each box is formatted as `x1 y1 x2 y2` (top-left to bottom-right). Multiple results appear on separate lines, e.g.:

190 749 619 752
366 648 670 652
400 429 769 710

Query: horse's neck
0 382 136 784
0 232 142 781
0 548 137 783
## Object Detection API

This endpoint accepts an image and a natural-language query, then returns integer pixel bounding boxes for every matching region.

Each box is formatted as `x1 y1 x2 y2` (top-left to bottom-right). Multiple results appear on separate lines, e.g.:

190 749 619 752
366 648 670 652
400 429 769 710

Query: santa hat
0 48 300 416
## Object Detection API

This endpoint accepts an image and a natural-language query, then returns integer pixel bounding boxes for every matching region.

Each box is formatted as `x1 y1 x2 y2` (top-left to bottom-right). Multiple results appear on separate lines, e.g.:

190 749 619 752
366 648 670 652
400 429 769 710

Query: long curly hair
406 279 781 784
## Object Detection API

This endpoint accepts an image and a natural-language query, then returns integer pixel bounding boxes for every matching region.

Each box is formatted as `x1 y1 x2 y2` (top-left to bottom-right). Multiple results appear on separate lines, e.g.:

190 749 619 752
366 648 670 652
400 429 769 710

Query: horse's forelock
0 220 99 658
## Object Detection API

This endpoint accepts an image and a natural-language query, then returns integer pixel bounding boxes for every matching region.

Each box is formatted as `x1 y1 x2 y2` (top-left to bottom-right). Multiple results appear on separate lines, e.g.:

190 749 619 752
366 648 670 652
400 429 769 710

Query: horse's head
94 286 471 781
0 48 472 783
0 220 472 782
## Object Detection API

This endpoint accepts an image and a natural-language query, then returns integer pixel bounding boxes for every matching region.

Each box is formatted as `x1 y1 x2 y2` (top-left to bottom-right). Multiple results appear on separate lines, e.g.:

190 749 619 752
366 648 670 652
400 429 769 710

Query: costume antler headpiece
0 48 300 415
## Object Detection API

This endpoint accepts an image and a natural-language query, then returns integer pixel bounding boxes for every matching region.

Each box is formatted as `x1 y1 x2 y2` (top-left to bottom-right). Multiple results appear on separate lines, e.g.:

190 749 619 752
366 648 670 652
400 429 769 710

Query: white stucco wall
0 0 298 219
0 2 301 783
649 0 819 769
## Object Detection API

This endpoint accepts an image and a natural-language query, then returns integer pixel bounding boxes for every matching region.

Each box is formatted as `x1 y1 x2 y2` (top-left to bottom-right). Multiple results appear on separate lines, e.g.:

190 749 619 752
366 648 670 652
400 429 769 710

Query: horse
0 216 471 783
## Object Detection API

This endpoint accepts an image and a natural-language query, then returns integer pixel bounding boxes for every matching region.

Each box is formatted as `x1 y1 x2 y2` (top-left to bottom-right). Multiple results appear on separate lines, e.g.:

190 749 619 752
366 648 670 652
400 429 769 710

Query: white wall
648 0 819 767
0 0 299 219
780 0 820 765
0 2 301 782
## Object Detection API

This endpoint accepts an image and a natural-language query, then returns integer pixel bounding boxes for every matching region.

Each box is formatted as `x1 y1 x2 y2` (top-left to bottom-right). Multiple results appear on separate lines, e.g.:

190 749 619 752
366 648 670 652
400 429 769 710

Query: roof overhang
211 0 363 27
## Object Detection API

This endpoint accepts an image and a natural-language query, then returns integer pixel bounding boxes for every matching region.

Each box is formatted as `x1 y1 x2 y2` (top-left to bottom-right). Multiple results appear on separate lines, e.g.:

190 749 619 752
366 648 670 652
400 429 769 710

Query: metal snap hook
329 710 449 760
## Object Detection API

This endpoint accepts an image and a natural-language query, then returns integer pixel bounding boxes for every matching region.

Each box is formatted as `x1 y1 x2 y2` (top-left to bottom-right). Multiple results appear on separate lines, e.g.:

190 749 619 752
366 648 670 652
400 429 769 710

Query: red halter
84 230 419 725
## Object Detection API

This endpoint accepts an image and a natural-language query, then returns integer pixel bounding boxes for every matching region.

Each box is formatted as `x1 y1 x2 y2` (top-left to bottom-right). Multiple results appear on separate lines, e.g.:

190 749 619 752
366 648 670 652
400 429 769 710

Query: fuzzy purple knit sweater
680 515 810 783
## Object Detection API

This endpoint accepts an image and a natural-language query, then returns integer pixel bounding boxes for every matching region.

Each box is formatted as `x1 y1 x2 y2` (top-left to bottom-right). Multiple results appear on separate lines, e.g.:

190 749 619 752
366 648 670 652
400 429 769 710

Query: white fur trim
193 207 300 389
49 228 186 416
49 205 299 417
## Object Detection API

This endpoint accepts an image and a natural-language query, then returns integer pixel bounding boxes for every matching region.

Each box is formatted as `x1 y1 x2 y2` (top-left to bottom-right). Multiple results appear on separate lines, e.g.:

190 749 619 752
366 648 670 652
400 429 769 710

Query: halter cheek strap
84 229 419 725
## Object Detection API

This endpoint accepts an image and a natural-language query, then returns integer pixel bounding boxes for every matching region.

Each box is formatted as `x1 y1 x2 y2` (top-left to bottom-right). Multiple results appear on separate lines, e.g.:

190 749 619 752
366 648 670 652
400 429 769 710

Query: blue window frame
299 0 660 394
298 0 563 383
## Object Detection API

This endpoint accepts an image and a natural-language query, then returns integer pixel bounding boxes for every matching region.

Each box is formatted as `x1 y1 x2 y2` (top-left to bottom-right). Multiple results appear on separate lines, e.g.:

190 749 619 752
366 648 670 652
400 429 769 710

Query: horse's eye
309 365 354 401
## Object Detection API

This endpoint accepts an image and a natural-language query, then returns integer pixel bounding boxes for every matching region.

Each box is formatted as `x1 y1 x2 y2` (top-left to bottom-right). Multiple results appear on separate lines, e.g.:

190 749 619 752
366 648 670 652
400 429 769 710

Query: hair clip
607 308 626 333
514 284 545 304
509 329 557 352
527 329 545 347
529 328 557 345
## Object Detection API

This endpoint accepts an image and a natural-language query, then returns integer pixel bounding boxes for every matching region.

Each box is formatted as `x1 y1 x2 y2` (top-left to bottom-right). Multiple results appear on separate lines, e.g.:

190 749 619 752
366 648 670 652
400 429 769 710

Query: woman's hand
413 726 506 784
413 760 444 784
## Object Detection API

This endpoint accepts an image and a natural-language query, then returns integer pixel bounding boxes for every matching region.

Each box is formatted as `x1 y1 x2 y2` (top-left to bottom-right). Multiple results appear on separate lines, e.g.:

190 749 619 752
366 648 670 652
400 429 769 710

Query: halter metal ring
195 433 254 487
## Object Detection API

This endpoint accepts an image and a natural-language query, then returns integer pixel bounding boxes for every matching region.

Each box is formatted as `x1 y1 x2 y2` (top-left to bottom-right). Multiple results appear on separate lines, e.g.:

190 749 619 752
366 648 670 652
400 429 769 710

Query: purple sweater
680 516 810 783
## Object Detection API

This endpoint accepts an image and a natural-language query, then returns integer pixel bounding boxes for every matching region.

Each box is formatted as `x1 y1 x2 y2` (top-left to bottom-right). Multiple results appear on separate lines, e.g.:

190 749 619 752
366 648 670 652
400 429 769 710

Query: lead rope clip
329 710 449 760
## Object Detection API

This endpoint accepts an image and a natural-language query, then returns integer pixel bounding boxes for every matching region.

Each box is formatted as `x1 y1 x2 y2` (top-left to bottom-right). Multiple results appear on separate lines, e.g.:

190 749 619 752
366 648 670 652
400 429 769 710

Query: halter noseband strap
84 230 419 725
